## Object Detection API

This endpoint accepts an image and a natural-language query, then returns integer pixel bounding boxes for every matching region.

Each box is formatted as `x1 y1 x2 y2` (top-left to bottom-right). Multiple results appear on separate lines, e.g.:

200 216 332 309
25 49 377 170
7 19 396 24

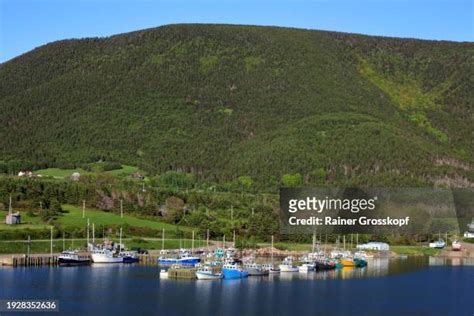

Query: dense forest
0 24 473 191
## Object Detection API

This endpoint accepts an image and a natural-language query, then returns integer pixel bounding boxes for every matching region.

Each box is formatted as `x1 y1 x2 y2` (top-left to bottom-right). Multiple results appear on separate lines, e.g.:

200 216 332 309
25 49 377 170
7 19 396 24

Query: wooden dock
167 267 197 279
138 255 159 265
0 254 59 267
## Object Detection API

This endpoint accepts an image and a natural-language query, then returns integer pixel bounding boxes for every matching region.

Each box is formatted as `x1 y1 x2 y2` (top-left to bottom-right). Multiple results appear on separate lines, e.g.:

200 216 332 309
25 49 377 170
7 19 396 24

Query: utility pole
82 200 86 219
50 226 53 255
86 218 90 246
120 199 123 218
161 228 165 251
119 227 123 251
8 194 12 216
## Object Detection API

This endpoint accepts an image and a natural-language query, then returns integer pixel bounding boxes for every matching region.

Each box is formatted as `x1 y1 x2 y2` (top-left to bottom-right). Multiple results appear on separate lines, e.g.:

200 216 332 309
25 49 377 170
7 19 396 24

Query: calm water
1 257 473 316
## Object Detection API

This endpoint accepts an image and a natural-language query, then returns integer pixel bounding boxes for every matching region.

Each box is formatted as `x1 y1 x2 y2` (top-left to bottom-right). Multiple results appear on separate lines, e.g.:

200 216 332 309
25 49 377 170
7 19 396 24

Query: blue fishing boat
158 250 201 266
120 251 139 263
222 263 249 279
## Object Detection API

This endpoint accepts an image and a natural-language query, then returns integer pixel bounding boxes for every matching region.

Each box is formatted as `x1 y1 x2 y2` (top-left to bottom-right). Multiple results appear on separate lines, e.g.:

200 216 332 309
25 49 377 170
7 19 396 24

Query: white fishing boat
298 263 315 273
91 248 123 263
196 266 223 280
279 256 298 272
267 235 281 273
244 262 269 276
159 269 168 278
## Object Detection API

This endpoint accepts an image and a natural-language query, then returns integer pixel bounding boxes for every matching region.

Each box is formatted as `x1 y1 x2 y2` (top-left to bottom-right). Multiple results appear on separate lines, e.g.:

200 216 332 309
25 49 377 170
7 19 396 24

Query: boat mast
271 235 274 264
192 230 195 254
206 229 209 252
119 227 123 251
161 228 165 252
86 218 90 247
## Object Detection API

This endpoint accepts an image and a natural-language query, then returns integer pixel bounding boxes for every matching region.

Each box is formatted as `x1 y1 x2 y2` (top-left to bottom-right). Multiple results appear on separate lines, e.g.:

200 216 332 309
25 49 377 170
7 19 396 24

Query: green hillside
1 24 473 190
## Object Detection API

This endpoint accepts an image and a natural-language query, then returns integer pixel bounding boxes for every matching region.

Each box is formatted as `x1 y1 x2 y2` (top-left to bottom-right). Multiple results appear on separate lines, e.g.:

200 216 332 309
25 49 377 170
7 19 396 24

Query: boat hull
222 268 249 279
58 258 91 266
246 268 269 276
340 259 355 267
158 258 200 266
354 258 367 267
91 254 123 263
196 272 223 280
279 264 298 272
123 256 139 263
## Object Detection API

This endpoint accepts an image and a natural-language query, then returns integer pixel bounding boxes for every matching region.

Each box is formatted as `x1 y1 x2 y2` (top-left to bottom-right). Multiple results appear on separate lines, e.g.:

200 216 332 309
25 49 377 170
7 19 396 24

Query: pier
167 267 197 279
0 254 59 267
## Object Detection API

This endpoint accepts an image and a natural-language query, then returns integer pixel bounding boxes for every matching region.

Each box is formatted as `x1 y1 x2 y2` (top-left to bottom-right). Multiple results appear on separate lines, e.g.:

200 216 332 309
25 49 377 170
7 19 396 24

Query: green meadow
57 204 185 232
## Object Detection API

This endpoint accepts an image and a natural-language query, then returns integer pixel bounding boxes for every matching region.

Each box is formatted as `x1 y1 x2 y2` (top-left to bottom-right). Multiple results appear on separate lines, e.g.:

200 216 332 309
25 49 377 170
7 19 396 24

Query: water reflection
428 256 474 266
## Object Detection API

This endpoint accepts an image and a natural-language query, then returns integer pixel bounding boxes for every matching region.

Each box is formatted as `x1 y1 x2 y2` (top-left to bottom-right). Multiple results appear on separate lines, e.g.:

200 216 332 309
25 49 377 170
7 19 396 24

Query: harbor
1 257 473 316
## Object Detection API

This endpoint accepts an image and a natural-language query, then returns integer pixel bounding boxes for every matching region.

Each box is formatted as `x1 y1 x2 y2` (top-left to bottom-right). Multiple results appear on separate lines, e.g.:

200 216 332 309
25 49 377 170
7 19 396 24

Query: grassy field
257 242 314 251
57 205 184 231
390 245 441 256
34 165 141 179
0 210 50 230
0 204 190 240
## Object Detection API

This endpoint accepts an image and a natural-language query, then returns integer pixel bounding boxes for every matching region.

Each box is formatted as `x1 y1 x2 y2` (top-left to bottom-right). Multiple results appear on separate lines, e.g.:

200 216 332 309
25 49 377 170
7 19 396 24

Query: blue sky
0 0 472 63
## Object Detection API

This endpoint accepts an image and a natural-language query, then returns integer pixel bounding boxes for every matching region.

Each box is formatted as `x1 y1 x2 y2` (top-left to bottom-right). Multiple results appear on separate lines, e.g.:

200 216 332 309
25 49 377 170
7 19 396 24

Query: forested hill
0 24 473 190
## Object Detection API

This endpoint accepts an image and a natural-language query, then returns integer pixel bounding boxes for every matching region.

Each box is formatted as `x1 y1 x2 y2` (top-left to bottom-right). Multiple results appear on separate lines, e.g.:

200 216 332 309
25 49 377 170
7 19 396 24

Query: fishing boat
266 235 281 273
158 250 201 266
159 269 168 278
339 258 355 267
244 262 269 276
353 258 367 267
298 263 315 273
429 239 446 249
58 250 91 266
91 248 123 263
429 232 446 249
452 240 462 251
120 251 139 263
222 263 249 279
196 266 223 280
279 256 298 272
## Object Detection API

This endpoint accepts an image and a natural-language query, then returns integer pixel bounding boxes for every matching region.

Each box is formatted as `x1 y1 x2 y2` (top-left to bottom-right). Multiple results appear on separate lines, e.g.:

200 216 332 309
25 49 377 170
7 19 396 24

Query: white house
18 170 33 177
70 172 81 181
356 242 390 251
464 222 474 238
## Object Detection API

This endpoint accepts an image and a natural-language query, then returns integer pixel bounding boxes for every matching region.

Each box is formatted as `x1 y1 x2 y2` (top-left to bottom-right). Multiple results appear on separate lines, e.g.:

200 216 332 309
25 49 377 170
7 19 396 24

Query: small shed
70 172 81 181
131 172 145 180
5 212 21 225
